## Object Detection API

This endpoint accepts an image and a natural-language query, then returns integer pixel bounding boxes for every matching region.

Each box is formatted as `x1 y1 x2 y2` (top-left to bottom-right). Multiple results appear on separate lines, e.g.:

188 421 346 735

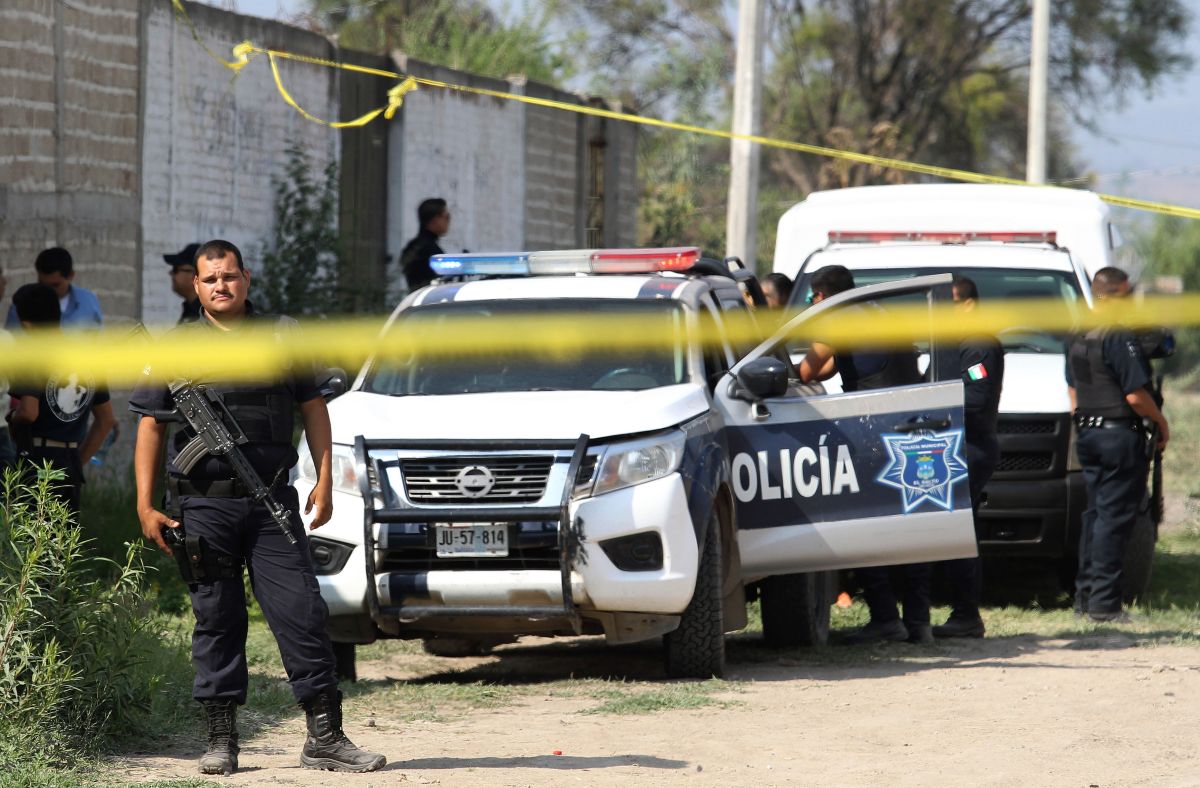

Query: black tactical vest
1068 327 1134 419
837 347 923 392
169 313 300 470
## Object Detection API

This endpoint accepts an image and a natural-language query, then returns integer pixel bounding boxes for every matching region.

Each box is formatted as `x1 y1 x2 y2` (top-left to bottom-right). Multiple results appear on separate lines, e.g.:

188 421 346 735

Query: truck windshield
792 266 1085 353
364 299 689 395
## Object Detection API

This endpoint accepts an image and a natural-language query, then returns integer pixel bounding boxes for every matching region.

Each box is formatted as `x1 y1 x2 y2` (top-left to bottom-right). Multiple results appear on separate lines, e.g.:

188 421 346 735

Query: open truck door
715 274 978 579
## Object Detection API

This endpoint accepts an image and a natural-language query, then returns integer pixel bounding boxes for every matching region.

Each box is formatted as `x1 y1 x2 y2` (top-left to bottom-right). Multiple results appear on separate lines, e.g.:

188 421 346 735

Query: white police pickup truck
296 247 977 679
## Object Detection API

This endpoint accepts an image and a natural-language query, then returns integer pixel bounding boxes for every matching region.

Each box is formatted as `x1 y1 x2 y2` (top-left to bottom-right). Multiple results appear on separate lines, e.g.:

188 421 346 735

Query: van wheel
1122 507 1156 604
664 510 725 679
761 571 833 648
332 642 357 683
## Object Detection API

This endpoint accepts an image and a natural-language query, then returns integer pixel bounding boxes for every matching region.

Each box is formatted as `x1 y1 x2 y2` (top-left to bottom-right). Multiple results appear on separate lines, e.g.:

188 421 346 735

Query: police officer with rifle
1066 266 1169 623
131 240 385 776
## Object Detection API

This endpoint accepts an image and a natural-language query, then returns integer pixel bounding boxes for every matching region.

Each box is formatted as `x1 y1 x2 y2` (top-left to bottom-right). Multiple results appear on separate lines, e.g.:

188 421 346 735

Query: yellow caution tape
168 0 1200 222
3 295 1194 387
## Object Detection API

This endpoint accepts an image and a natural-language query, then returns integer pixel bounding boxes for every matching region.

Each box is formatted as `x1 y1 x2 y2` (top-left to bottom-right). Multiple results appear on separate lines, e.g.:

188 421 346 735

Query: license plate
434 524 509 557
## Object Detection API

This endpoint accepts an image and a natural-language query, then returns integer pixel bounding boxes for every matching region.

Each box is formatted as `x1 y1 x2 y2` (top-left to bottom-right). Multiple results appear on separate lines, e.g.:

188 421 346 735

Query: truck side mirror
318 367 349 401
735 357 789 400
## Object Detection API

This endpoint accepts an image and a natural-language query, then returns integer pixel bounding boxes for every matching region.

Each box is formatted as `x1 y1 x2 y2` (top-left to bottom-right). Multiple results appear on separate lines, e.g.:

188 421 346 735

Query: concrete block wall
387 56 525 297
522 82 584 250
139 1 339 325
0 0 140 322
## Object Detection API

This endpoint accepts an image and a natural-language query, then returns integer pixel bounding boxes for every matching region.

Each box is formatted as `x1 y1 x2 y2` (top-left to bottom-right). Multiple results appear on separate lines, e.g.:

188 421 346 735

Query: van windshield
792 266 1085 354
363 299 689 395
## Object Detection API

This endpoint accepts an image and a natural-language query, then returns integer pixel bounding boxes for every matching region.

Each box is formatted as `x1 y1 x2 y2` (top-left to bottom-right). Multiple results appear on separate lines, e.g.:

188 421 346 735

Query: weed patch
0 467 192 777
578 678 741 715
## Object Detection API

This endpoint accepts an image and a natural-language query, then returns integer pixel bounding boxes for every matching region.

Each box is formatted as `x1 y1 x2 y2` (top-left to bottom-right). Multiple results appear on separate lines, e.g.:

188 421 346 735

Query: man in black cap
164 243 202 323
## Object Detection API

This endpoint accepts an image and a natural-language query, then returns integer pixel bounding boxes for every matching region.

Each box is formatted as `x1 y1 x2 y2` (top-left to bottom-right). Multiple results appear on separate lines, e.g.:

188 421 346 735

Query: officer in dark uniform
164 243 203 323
1066 266 1168 622
130 240 384 776
797 265 929 644
8 283 115 514
934 275 1004 639
399 197 450 291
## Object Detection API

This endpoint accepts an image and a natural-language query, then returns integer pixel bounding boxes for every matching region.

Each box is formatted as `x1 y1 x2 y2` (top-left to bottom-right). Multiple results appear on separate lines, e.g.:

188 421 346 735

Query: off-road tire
664 509 725 679
332 641 356 683
1122 507 1156 605
760 571 834 649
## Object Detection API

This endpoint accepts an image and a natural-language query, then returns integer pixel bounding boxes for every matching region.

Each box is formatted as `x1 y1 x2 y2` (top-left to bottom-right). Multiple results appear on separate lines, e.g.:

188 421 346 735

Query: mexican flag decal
967 363 988 381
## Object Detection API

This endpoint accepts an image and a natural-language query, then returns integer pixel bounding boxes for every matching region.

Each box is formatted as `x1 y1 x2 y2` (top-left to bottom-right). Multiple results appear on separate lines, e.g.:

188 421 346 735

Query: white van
773 183 1139 283
771 184 1158 598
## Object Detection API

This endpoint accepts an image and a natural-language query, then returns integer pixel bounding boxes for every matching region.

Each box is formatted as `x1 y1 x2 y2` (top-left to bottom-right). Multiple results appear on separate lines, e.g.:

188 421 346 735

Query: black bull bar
354 435 590 632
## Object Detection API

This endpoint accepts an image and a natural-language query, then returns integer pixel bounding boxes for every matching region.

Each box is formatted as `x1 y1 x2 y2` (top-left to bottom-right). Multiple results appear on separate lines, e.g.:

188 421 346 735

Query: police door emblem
876 429 968 513
45 373 95 423
454 465 496 498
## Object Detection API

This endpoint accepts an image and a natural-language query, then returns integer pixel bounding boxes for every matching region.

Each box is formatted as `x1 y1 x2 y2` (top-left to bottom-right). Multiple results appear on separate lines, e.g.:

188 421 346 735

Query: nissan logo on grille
454 465 496 498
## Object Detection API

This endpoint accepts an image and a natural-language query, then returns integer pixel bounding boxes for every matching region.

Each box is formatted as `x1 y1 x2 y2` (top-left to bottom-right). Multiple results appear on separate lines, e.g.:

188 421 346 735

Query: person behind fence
164 242 203 324
4 247 103 329
6 283 114 514
1066 266 1168 623
933 274 1004 639
400 197 450 292
130 240 385 776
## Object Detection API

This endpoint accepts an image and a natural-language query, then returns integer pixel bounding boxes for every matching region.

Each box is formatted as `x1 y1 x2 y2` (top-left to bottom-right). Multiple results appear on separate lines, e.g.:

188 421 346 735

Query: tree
1134 215 1200 374
302 0 568 83
257 145 345 317
557 0 1192 265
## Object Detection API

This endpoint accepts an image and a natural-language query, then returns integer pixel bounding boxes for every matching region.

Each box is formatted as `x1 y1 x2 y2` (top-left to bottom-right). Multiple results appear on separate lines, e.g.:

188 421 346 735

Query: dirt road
113 624 1200 787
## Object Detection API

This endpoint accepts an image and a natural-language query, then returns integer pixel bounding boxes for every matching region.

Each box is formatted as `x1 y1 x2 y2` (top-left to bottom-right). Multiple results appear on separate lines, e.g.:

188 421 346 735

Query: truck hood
326 384 710 443
998 353 1071 414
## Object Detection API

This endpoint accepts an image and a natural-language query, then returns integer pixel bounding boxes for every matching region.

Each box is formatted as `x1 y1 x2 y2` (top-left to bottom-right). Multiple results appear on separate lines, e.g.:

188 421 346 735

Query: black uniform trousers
858 562 931 629
1074 427 1147 616
942 435 999 619
181 485 337 705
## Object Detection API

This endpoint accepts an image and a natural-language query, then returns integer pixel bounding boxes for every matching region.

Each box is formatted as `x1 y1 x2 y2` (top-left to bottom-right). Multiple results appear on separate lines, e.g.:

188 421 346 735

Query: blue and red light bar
828 231 1057 245
431 247 701 278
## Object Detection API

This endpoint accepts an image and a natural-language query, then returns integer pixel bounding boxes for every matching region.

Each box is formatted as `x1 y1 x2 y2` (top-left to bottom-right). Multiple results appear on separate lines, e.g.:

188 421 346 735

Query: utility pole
1026 0 1050 183
726 0 765 269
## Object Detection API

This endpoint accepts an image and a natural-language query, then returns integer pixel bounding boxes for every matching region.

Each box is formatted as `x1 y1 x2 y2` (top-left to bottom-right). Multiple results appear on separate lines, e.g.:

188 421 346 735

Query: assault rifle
164 380 298 545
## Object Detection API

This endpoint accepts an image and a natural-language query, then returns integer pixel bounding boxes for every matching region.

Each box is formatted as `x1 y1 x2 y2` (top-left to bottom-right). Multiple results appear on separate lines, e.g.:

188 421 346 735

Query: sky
218 0 1200 211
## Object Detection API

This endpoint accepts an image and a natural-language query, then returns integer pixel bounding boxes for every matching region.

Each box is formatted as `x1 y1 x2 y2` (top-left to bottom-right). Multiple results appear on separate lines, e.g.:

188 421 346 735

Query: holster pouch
163 524 242 584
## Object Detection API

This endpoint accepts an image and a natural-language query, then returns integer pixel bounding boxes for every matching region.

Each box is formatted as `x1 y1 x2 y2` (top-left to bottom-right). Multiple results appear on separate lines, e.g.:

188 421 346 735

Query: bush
0 465 189 773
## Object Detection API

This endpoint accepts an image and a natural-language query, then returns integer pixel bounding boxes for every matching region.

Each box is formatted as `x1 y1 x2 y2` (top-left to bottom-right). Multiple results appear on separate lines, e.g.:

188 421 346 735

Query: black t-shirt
400 228 444 291
128 307 321 480
12 373 111 444
960 334 1005 441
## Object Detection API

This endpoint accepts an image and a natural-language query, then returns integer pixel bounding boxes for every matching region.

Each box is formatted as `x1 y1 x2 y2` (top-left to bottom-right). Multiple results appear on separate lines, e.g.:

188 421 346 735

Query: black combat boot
300 689 386 773
198 699 239 775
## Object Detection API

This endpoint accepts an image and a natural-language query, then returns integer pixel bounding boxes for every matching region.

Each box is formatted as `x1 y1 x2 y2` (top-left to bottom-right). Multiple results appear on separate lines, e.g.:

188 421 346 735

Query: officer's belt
32 437 79 449
1073 415 1143 430
169 476 286 498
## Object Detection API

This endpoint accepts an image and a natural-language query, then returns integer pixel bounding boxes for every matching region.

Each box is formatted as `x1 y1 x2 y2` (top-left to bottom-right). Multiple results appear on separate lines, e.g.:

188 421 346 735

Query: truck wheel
760 571 833 649
332 641 357 683
664 510 725 679
1122 507 1156 605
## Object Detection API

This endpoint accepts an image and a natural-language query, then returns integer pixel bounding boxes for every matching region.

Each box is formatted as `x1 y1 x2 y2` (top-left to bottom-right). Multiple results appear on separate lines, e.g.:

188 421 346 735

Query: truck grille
996 451 1053 473
400 456 553 504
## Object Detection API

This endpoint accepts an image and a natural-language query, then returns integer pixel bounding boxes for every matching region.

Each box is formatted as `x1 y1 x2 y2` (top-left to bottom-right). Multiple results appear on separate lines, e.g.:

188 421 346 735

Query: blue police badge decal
876 429 968 513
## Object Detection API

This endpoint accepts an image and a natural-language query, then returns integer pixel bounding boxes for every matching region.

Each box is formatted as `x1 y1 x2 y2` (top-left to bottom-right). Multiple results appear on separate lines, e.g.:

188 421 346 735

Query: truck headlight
591 431 686 496
297 442 361 496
